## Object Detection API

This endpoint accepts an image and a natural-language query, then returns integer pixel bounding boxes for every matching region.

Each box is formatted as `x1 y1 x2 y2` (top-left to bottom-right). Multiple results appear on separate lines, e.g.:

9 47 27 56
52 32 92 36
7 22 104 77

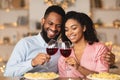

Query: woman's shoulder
90 42 108 55
87 42 108 53
91 42 107 48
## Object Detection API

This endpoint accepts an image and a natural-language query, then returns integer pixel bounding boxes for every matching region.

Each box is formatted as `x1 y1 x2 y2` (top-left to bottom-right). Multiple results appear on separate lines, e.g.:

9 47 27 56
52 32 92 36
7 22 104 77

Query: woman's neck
73 38 88 62
73 38 87 49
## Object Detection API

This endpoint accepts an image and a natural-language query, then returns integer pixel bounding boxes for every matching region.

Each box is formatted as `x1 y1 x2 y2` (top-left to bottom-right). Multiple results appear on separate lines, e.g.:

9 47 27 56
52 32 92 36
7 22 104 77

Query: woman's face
65 19 85 43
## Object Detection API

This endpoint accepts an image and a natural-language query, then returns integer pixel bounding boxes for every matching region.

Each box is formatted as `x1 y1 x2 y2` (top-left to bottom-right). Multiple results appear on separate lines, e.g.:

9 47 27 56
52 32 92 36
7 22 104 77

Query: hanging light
5 0 13 12
44 0 76 9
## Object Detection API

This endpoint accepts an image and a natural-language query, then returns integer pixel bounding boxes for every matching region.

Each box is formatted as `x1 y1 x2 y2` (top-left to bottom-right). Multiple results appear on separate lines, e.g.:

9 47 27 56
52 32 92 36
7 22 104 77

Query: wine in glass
59 41 72 77
43 39 58 70
60 41 72 58
46 39 58 56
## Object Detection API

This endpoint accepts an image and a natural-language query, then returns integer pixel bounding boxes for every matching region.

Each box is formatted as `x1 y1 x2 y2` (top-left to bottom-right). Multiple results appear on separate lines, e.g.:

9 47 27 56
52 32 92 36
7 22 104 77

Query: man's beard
40 25 60 43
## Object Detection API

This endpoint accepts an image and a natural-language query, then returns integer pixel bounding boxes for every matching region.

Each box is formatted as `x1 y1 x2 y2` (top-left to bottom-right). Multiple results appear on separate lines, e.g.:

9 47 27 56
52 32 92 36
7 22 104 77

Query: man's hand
32 53 50 67
102 44 115 66
102 51 115 65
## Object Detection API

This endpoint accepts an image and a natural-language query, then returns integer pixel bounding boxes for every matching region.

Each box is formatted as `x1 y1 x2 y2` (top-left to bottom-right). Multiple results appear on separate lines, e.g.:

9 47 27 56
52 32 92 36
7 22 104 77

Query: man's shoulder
16 34 39 44
23 35 40 42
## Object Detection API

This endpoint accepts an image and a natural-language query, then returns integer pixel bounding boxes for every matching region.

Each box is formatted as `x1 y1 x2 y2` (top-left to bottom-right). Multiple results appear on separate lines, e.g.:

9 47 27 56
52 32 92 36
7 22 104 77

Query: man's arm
101 44 115 66
4 39 33 77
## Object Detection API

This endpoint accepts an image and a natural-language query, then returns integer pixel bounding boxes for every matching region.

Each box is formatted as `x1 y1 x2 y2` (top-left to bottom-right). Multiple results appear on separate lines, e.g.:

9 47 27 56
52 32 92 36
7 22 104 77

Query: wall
0 10 28 24
0 0 119 28
0 0 29 24
91 0 120 26
96 27 120 44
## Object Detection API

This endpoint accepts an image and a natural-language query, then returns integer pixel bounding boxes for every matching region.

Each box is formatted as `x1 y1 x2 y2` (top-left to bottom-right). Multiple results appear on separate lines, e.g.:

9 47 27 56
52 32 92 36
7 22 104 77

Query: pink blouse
58 42 109 78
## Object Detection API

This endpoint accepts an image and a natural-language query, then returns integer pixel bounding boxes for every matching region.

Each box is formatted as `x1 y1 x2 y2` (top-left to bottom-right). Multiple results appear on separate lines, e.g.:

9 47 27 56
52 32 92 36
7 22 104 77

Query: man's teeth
48 30 55 35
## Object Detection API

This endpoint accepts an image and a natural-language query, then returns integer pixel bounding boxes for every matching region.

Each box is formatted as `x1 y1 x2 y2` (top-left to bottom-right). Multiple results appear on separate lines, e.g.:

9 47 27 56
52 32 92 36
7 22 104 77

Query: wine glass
44 39 58 70
46 39 58 56
60 41 72 58
59 41 72 77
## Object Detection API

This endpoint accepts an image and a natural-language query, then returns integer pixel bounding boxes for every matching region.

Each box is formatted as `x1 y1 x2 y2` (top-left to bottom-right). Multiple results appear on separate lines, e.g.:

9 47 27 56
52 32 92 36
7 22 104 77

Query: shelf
92 8 120 11
0 0 29 10
0 8 28 11
90 0 120 27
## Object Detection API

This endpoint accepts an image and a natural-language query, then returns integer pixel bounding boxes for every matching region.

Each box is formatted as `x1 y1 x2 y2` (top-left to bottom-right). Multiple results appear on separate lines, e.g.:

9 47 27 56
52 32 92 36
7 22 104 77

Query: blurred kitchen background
0 0 120 78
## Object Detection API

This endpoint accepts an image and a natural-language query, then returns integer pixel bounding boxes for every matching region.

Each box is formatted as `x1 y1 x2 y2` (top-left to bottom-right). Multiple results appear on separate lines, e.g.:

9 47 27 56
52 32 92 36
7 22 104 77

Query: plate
24 72 59 80
87 72 120 80
87 75 109 80
24 77 59 80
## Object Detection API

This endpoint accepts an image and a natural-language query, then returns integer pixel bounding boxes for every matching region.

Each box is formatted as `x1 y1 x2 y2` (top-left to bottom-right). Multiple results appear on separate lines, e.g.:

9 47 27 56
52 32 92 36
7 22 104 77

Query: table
0 77 90 80
21 77 89 80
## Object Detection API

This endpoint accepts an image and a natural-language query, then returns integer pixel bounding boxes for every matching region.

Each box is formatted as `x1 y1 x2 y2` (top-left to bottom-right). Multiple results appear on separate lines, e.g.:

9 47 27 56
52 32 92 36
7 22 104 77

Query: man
4 5 65 77
4 5 115 77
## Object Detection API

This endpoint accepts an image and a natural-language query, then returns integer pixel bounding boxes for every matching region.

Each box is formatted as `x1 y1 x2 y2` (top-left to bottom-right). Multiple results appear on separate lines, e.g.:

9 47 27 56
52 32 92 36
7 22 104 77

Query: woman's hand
65 57 79 69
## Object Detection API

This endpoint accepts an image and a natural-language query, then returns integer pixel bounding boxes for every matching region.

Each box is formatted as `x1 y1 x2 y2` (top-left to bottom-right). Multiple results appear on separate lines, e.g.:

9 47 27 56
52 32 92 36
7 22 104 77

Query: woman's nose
68 30 72 35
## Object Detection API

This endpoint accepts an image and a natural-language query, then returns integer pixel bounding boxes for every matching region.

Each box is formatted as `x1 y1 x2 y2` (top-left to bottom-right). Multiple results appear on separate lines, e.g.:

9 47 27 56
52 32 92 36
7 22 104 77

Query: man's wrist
110 64 118 69
31 59 36 67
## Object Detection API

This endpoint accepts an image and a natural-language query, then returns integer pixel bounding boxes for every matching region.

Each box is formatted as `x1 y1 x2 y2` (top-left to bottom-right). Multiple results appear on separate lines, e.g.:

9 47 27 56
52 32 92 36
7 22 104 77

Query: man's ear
41 18 45 26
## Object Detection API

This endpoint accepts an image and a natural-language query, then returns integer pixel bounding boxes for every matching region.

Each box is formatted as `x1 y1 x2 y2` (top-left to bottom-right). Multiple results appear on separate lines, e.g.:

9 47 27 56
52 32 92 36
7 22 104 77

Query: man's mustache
49 29 59 34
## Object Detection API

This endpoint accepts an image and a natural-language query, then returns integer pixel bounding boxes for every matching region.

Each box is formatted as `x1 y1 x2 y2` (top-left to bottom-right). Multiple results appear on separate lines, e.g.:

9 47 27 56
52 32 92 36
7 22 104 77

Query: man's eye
56 25 61 28
48 22 53 25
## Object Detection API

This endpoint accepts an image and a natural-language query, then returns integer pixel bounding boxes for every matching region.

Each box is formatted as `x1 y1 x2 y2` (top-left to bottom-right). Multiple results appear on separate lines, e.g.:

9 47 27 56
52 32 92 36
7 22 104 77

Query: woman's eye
65 28 68 31
72 27 77 30
65 29 68 31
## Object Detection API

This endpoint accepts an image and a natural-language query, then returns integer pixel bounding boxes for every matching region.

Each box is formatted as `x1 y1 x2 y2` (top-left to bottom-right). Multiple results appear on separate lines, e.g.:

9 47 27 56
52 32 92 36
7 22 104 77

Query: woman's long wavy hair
61 11 99 45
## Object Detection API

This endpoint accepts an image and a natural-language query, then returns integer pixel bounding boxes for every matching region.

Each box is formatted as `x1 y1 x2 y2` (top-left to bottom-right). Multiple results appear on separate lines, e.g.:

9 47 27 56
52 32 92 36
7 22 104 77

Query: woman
58 11 109 78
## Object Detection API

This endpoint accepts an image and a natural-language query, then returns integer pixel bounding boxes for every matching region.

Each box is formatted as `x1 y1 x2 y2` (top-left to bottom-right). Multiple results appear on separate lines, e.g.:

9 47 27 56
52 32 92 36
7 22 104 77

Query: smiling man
4 5 65 77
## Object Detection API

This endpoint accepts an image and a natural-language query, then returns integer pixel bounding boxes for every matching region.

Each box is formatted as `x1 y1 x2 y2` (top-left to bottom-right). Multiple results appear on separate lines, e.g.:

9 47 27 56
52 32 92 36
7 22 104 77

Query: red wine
60 49 71 57
46 48 58 55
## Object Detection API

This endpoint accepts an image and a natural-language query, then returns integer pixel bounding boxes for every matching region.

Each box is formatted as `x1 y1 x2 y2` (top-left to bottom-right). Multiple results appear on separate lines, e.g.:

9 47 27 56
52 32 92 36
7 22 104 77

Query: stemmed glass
59 41 72 77
45 39 58 69
46 39 58 56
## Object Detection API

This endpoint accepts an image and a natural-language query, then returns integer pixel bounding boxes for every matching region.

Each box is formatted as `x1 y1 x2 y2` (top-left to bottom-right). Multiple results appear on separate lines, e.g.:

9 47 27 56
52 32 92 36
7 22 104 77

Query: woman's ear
83 26 86 32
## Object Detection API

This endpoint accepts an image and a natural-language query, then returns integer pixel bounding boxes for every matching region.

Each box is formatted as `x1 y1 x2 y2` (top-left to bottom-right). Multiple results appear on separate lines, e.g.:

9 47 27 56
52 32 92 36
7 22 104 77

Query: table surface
20 77 89 80
0 76 90 80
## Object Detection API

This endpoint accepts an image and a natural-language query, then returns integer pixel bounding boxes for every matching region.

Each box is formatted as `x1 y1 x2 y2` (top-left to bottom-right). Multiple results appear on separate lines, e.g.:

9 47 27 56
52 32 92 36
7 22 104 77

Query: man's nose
51 25 57 30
